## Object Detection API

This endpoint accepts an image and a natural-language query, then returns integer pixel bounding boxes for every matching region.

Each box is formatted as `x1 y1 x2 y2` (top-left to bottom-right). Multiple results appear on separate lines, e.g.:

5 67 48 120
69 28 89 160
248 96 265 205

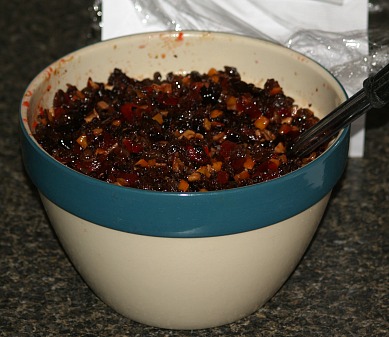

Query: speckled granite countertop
1 1 388 336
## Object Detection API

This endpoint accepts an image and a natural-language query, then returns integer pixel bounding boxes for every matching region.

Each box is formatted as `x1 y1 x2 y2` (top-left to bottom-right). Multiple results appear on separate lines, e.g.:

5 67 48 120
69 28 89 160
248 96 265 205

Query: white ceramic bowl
20 31 349 330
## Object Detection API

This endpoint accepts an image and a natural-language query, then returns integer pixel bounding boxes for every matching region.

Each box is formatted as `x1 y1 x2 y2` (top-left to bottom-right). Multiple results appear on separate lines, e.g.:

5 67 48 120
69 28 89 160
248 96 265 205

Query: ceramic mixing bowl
20 31 349 330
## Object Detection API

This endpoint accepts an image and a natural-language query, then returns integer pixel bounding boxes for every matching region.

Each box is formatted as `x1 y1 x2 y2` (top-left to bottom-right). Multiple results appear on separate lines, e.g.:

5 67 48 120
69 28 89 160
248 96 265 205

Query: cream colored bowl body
41 193 330 330
22 31 348 330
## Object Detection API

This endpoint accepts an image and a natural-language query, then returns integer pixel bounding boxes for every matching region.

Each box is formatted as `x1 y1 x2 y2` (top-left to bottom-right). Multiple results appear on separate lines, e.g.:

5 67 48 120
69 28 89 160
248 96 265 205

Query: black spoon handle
364 63 389 109
289 63 389 158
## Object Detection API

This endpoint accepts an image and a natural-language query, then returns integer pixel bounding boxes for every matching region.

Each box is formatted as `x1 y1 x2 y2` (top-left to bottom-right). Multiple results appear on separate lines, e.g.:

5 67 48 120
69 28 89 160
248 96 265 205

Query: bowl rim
20 30 350 238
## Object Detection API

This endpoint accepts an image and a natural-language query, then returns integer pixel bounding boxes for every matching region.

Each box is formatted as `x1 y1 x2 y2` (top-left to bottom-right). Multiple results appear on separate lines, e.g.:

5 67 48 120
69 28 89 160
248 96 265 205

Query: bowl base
40 192 330 330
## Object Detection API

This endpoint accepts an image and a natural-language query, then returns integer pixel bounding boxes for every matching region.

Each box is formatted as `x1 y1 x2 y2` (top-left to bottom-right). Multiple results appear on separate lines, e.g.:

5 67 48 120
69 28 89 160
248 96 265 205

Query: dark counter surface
1 1 388 336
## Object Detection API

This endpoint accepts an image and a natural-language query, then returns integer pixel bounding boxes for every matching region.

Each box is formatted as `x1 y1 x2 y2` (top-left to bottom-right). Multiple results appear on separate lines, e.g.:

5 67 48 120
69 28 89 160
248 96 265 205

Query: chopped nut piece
212 132 226 142
95 148 107 155
178 179 189 192
256 129 276 141
274 142 286 154
212 161 223 172
263 129 276 141
210 109 223 119
84 109 99 123
243 157 255 170
75 90 85 100
92 128 103 136
155 162 167 167
188 172 201 182
135 159 149 167
76 135 88 149
179 129 196 140
234 170 250 181
107 143 119 153
254 116 269 130
88 78 100 89
115 178 127 186
291 105 299 117
196 165 211 178
152 112 164 125
97 101 110 110
47 107 55 122
203 118 211 131
172 156 184 172
281 117 293 124
226 96 237 110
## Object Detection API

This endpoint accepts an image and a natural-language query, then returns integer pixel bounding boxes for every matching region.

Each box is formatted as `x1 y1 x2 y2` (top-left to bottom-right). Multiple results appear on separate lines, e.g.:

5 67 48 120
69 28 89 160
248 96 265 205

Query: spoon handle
289 63 389 158
364 63 389 109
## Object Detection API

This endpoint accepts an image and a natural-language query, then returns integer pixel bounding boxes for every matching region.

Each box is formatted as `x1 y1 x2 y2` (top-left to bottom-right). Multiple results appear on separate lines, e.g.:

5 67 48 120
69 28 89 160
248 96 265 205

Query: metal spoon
288 63 389 158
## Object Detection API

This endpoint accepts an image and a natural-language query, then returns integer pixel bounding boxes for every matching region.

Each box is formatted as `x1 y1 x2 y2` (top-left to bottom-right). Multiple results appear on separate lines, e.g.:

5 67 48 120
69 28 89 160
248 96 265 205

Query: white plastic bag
98 0 388 156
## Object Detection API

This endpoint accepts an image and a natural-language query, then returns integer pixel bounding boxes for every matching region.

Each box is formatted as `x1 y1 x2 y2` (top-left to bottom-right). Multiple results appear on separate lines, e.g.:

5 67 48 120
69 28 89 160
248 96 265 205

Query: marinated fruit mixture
34 67 328 192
